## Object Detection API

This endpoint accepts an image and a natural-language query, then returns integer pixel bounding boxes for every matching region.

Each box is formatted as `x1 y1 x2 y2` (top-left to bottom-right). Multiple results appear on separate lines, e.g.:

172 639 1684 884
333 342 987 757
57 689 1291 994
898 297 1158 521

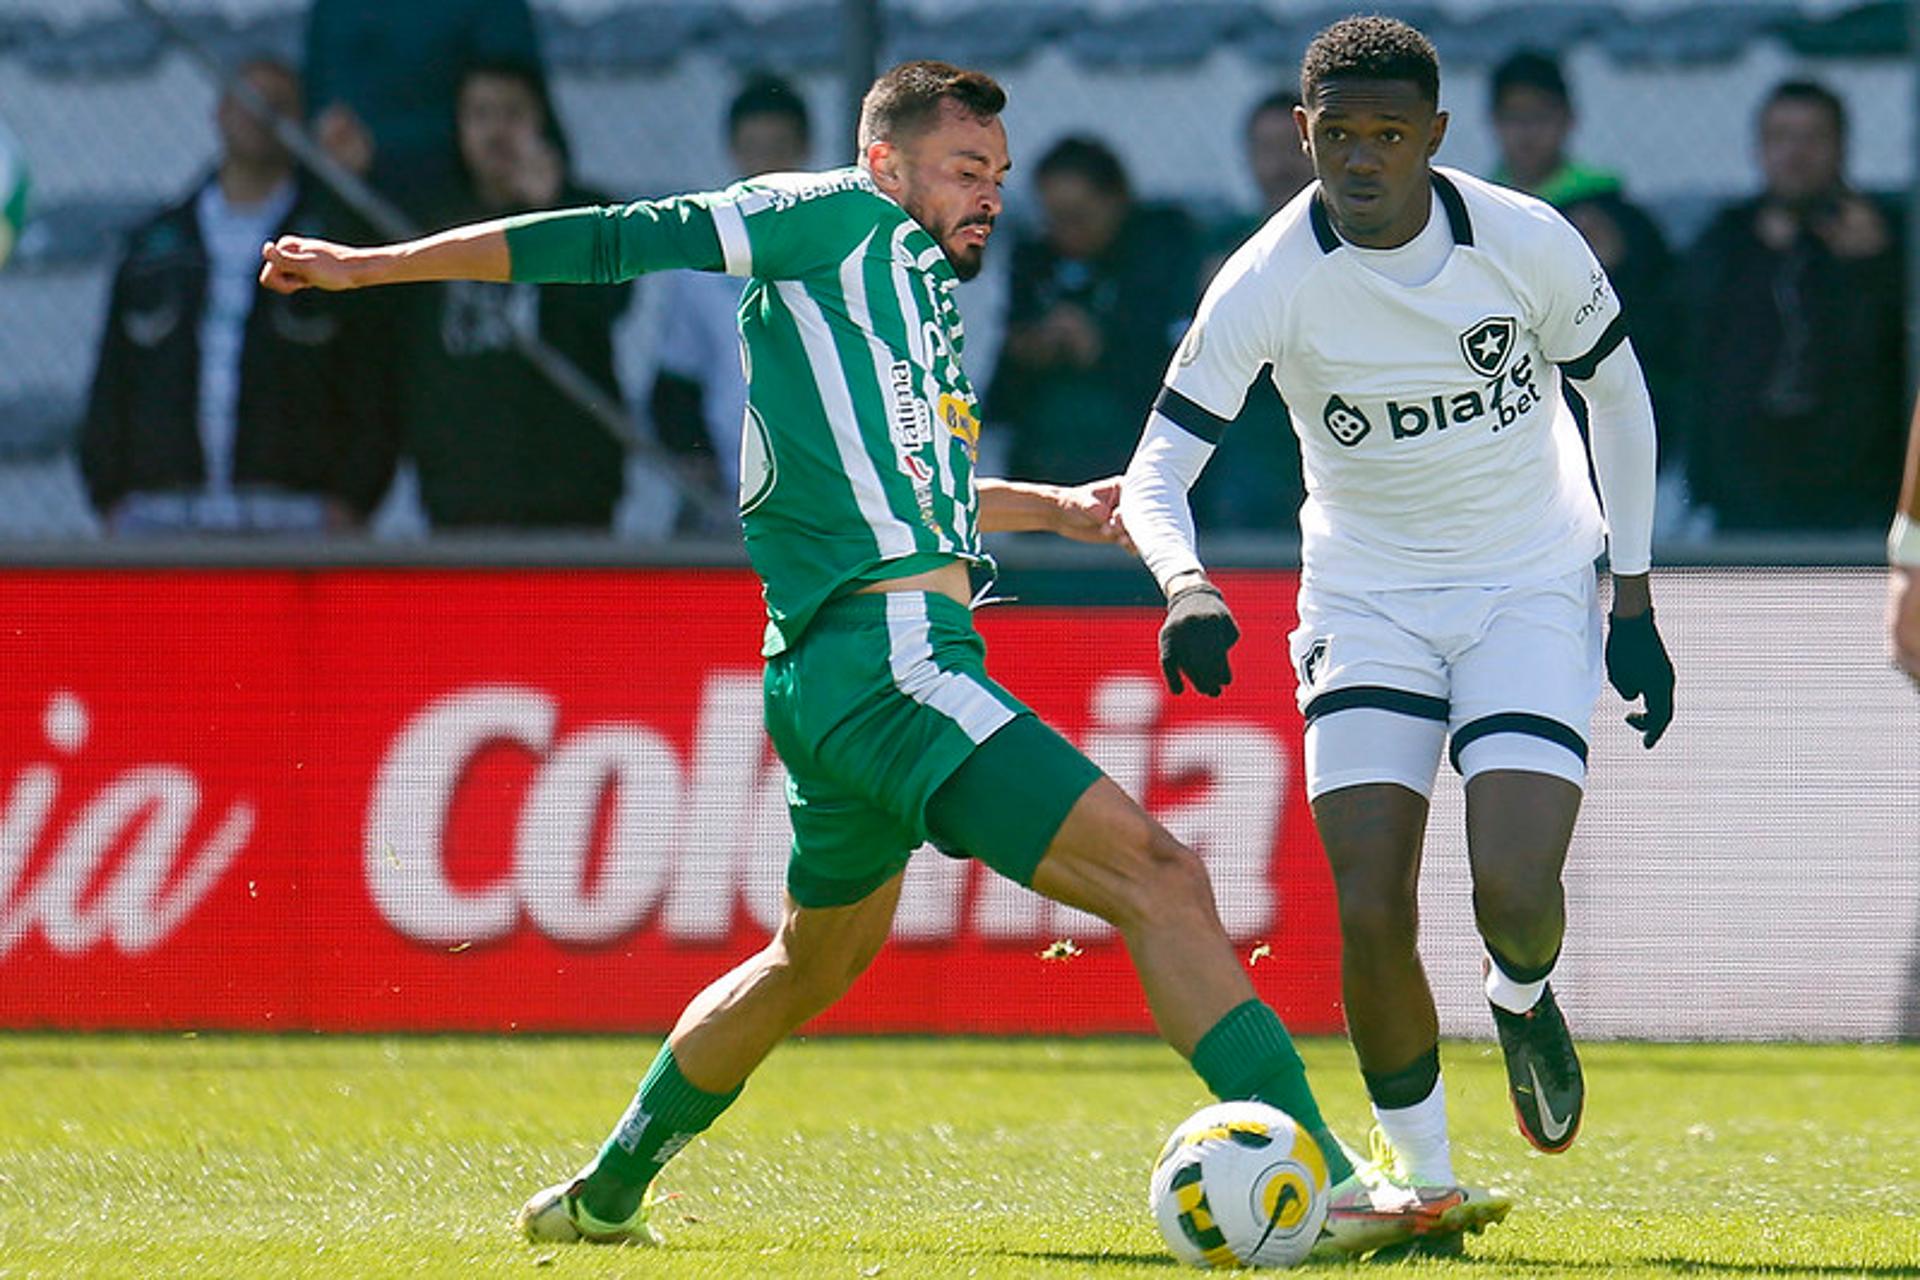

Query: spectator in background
303 0 542 213
80 57 396 534
1191 90 1314 534
1207 89 1316 259
1687 80 1905 532
1490 50 1686 487
650 75 812 528
0 116 29 270
398 60 630 530
988 136 1200 485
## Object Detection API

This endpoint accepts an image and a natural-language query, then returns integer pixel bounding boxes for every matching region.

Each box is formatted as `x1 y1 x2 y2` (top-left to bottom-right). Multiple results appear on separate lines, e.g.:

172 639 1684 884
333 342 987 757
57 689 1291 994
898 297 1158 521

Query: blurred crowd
69 0 1911 540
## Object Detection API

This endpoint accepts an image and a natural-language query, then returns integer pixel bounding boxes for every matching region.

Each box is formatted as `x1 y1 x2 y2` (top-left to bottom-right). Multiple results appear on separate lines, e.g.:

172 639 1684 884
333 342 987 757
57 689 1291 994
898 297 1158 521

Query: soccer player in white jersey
1120 15 1676 1233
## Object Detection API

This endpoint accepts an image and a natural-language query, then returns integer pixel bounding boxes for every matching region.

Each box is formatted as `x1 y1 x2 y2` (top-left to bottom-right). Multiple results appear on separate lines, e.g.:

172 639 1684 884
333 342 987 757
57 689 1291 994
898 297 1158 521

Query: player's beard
943 215 994 281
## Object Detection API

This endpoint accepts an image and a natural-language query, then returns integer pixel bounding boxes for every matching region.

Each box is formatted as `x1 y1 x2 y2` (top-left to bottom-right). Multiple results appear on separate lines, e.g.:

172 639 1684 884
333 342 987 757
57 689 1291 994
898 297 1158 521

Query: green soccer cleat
1493 982 1585 1153
517 1178 662 1246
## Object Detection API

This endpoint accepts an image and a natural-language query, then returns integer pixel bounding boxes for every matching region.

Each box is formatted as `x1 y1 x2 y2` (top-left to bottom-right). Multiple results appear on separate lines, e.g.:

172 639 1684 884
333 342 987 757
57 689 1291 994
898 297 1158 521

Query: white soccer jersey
1156 167 1626 589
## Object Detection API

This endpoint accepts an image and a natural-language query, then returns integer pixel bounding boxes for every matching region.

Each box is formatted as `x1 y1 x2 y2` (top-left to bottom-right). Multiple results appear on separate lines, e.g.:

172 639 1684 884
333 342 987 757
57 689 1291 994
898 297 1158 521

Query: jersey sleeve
1154 242 1281 444
504 195 728 284
707 180 897 282
1528 207 1627 380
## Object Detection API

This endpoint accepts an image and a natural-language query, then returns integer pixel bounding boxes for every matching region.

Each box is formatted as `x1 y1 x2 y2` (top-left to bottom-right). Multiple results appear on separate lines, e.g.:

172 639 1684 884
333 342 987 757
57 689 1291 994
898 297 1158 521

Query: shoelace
1366 1125 1412 1185
1528 998 1580 1088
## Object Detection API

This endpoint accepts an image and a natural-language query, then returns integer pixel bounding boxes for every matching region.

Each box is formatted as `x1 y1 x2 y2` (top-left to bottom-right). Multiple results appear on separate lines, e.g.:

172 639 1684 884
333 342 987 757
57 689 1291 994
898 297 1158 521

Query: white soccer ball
1149 1100 1331 1270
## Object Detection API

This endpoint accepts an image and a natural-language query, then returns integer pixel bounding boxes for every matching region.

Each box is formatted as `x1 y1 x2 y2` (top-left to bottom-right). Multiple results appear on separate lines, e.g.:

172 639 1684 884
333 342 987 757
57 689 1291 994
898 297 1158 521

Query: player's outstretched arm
261 195 735 296
259 222 513 294
1887 397 1920 686
975 477 1132 550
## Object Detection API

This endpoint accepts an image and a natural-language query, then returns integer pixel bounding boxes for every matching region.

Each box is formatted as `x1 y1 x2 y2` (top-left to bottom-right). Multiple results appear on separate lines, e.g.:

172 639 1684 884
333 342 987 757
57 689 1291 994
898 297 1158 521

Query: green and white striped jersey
505 167 987 654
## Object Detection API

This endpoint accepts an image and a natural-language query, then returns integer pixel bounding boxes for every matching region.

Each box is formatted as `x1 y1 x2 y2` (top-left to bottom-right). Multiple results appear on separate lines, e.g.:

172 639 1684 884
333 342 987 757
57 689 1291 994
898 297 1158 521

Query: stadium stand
0 0 1911 538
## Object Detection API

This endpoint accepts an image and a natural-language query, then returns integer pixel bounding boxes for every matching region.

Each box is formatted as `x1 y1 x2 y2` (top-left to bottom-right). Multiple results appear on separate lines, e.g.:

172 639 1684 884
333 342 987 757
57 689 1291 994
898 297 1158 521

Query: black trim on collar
1309 174 1472 253
1432 172 1473 246
1308 193 1341 253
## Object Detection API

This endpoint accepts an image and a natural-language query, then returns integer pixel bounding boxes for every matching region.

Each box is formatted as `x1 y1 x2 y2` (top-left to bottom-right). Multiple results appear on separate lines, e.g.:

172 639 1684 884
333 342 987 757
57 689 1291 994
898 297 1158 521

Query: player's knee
1472 879 1561 962
1327 852 1418 944
770 936 871 1018
1334 890 1418 951
1104 830 1216 932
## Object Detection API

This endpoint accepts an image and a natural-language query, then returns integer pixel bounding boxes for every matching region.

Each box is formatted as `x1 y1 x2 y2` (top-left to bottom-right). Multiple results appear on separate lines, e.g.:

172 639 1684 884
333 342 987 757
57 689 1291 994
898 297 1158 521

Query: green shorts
762 591 1104 908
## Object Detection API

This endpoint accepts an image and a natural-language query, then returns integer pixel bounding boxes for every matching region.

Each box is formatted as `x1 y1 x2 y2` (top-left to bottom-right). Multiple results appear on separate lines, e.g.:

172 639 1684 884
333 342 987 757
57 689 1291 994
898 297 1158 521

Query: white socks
1485 951 1550 1015
1372 1077 1454 1186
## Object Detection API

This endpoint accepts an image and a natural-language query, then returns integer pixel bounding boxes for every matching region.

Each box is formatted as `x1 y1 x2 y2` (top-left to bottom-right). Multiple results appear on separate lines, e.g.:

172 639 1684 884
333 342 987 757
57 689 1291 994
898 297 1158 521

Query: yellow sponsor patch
938 393 980 456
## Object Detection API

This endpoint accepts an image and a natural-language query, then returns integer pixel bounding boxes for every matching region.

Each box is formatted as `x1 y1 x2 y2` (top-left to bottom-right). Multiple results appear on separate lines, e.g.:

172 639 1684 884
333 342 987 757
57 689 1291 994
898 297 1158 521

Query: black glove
1160 581 1240 697
1605 608 1674 748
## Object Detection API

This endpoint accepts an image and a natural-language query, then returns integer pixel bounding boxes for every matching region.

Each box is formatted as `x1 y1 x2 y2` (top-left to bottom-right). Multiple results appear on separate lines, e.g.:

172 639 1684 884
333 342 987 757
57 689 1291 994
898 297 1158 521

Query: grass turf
0 1035 1914 1278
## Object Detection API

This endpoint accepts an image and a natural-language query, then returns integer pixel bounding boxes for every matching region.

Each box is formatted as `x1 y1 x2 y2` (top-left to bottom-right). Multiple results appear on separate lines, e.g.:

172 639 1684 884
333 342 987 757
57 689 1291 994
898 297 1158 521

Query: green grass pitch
0 1034 1915 1277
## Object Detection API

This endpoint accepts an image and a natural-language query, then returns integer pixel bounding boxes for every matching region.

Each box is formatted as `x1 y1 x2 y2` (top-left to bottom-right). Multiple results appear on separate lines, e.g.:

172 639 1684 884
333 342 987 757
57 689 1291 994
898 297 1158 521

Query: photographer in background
1686 79 1905 533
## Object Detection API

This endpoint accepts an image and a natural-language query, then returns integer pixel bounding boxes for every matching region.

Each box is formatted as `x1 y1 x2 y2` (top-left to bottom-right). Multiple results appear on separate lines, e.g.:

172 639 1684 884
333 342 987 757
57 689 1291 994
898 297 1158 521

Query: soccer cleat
517 1179 662 1246
1354 1127 1514 1261
1492 982 1585 1153
1310 1147 1511 1260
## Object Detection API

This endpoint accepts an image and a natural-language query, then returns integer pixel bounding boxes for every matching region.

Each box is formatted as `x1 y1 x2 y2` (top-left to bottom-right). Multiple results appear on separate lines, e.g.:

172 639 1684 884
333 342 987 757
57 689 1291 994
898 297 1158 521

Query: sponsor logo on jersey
938 392 980 460
1459 316 1517 378
751 169 875 213
1322 395 1372 446
1572 268 1612 327
1324 351 1544 448
888 360 934 449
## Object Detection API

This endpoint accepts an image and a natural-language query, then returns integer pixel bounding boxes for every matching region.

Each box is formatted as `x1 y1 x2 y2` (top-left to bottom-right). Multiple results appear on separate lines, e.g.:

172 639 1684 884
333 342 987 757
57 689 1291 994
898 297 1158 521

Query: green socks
578 1045 741 1224
1191 999 1355 1185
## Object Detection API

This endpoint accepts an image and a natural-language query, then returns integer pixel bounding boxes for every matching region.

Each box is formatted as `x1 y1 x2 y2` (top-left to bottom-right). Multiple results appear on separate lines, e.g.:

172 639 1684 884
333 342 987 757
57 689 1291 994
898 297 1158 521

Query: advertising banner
4 568 1916 1039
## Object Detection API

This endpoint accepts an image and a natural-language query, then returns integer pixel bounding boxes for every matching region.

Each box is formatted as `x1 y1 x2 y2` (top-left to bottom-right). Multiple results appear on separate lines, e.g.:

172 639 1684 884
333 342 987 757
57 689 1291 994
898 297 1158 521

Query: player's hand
1160 580 1238 697
1052 478 1134 553
259 235 361 294
1605 608 1674 747
1888 566 1920 688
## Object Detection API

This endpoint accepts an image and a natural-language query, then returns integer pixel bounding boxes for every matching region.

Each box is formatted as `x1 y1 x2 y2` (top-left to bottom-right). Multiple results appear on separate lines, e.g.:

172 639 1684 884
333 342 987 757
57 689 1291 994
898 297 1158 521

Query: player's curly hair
859 61 1006 150
1300 15 1440 108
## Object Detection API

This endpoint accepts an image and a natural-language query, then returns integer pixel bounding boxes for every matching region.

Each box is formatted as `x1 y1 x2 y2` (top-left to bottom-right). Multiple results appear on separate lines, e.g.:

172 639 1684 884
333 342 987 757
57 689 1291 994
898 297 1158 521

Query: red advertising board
0 569 1341 1034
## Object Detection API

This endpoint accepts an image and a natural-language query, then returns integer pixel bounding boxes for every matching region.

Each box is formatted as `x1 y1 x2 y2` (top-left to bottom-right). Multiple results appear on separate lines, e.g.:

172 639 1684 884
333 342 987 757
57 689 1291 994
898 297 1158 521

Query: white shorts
1288 567 1603 800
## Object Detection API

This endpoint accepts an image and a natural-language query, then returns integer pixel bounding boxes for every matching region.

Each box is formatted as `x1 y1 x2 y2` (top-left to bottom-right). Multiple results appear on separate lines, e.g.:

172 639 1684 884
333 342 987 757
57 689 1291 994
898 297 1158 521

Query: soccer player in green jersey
261 60 1502 1257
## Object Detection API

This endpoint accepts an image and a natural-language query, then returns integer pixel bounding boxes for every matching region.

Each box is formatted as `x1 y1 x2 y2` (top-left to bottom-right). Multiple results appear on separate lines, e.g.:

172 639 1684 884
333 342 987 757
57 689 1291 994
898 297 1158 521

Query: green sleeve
503 196 727 285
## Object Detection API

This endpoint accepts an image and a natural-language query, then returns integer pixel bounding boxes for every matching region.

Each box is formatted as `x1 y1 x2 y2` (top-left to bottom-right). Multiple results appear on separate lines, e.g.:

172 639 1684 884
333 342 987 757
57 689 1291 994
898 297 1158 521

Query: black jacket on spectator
1686 196 1906 531
80 180 399 517
989 203 1202 485
400 181 630 529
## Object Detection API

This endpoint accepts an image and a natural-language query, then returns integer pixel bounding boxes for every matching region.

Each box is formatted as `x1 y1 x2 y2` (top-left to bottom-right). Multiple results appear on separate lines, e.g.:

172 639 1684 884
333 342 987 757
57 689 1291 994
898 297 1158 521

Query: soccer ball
1149 1101 1331 1269
0 120 28 270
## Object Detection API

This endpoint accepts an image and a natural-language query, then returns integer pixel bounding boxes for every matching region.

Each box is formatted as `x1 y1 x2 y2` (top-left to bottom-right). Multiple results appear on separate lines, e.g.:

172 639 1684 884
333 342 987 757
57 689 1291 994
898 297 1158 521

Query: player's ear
1427 109 1449 158
866 139 903 193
